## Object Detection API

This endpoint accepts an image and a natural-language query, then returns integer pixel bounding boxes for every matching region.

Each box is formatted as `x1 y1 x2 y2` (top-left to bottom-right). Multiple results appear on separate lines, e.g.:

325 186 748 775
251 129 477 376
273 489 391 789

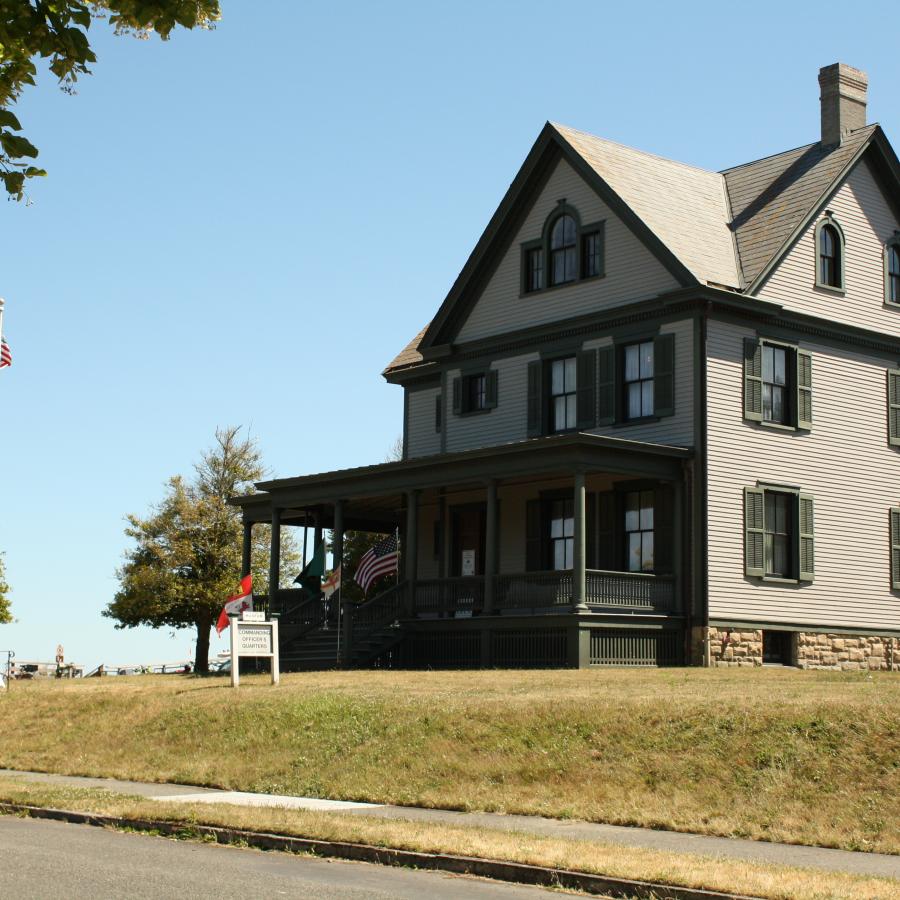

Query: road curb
0 802 762 900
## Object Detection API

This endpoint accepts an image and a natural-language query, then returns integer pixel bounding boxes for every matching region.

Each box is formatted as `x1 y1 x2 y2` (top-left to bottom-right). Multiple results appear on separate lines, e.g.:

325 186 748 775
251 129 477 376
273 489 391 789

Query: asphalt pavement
0 815 569 900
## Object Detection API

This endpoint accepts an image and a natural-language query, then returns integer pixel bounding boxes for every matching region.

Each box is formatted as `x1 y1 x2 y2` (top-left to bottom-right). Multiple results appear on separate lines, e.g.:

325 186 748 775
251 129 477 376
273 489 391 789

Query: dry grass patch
0 778 895 900
1 668 898 852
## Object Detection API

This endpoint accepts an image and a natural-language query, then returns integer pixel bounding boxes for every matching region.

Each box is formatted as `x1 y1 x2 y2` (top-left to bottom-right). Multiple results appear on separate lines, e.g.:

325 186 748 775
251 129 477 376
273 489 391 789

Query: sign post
229 611 279 688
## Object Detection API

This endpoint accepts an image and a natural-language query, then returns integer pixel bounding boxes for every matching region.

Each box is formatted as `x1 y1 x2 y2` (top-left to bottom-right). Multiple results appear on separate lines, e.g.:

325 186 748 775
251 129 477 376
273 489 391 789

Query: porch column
572 471 588 611
269 505 282 614
405 490 419 616
483 479 498 615
332 500 344 576
672 478 684 614
241 520 253 578
313 511 323 553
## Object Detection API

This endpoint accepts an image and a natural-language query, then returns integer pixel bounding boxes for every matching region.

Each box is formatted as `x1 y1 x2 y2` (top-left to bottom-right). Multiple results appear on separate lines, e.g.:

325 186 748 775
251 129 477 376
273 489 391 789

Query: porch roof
230 433 691 525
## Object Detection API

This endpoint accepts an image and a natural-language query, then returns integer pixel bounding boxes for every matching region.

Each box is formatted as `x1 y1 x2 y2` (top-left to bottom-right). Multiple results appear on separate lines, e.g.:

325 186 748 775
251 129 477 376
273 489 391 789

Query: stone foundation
701 627 899 670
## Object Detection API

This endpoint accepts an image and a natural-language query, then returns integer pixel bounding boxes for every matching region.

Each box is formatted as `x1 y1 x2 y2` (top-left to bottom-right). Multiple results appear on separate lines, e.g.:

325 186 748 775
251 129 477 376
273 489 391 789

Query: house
232 63 900 670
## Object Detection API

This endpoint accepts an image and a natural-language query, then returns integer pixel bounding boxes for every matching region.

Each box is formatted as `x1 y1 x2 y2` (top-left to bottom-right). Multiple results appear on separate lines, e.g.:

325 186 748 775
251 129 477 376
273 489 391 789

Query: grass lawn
0 667 897 853
0 778 896 900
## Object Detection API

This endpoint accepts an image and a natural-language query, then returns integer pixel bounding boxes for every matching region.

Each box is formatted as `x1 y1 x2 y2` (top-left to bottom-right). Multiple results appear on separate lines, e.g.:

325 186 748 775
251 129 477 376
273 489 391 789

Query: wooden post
270 618 280 685
269 506 281 615
483 479 498 615
229 614 240 687
405 490 419 617
241 520 253 578
573 471 588 611
672 478 684 615
333 500 344 581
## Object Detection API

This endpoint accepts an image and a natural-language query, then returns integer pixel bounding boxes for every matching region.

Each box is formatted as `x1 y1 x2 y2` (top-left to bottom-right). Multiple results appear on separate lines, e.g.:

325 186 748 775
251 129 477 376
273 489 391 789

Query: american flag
353 533 399 595
0 337 10 369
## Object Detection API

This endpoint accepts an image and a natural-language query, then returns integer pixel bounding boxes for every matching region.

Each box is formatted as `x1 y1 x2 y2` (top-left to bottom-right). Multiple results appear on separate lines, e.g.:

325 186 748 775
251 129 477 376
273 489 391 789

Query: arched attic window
815 215 845 291
885 236 900 305
549 213 577 286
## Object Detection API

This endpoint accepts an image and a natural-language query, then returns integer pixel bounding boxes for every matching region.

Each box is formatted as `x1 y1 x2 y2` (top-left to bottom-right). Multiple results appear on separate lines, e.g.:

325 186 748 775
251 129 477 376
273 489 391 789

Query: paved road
3 768 899 879
0 816 568 900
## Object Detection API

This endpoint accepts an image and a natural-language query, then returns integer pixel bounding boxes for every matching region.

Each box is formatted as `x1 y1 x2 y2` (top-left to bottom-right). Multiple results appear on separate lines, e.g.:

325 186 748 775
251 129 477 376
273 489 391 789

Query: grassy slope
0 668 898 853
1 779 896 900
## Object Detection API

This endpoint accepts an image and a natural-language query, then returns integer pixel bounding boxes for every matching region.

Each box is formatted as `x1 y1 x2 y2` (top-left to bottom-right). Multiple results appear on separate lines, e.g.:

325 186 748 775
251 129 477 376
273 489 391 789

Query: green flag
294 540 325 597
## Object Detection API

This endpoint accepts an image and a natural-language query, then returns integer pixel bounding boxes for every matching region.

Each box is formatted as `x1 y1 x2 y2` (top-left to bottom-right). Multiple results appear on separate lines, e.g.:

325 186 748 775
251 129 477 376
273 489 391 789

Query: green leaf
0 132 39 159
0 110 22 131
24 166 47 177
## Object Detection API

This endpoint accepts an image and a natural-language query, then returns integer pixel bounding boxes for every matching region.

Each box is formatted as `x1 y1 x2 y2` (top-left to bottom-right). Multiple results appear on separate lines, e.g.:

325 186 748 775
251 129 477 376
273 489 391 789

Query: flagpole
395 526 400 588
0 298 5 354
335 581 341 666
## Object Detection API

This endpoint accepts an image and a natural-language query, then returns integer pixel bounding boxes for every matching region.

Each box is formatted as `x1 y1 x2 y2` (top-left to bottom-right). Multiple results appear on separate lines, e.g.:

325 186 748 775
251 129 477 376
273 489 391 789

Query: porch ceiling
231 433 691 522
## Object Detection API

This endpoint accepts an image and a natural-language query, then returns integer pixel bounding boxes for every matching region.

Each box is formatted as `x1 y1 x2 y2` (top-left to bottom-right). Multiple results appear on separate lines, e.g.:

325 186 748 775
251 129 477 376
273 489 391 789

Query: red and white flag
321 566 341 599
216 574 252 635
0 337 10 369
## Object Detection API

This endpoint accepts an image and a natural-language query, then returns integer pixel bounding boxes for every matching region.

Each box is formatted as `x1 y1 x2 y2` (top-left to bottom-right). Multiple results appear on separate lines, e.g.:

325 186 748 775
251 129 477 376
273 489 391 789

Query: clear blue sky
2 1 898 667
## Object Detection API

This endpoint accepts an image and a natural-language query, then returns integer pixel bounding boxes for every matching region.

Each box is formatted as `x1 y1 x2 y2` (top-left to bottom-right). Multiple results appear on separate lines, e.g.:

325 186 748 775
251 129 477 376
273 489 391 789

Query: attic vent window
886 239 900 305
815 216 845 292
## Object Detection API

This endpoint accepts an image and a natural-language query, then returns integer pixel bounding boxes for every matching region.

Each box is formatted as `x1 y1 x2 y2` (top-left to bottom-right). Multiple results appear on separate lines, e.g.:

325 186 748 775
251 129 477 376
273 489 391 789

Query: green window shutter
890 508 900 590
452 377 462 415
653 333 675 418
435 394 442 433
486 369 499 409
798 493 815 583
743 486 765 577
653 485 674 574
526 360 543 437
525 499 542 571
576 349 597 429
596 346 616 425
888 369 900 446
796 350 813 429
595 490 616 570
743 338 763 422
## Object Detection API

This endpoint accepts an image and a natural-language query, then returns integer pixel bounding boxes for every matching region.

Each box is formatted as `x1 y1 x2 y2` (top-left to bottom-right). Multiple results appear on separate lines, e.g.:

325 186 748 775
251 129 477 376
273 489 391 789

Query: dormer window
815 215 845 291
885 238 900 305
549 214 577 285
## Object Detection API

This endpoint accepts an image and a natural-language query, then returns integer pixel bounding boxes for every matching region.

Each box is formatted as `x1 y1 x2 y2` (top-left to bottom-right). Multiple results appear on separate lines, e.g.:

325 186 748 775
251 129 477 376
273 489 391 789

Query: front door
450 504 486 577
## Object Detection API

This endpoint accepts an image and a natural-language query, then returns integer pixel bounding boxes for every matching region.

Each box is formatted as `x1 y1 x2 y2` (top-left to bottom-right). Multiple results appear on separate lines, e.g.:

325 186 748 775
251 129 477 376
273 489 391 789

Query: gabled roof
722 125 878 289
384 121 895 377
553 124 739 288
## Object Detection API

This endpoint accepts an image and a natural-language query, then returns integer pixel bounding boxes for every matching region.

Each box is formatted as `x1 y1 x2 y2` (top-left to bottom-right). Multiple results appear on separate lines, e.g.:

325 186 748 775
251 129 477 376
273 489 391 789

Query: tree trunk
194 617 212 674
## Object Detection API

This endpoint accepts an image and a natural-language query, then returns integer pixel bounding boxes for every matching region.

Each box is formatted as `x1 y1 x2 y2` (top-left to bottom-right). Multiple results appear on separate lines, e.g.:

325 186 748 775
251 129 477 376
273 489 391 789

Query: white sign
229 617 279 688
237 624 273 655
461 549 476 577
241 610 265 623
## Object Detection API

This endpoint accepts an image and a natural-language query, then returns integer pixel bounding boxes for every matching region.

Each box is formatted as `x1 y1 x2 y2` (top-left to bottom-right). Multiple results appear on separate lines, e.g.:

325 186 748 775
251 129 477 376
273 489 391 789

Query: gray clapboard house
233 63 900 670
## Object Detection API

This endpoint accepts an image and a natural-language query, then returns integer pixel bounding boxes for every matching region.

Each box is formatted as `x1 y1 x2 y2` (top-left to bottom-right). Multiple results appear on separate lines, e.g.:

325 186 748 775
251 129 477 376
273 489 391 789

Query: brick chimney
818 63 868 147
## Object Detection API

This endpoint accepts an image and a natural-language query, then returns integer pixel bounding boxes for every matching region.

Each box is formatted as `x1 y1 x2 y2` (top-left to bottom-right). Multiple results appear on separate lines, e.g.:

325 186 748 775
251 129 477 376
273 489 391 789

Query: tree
0 1 221 200
104 426 298 673
0 553 11 624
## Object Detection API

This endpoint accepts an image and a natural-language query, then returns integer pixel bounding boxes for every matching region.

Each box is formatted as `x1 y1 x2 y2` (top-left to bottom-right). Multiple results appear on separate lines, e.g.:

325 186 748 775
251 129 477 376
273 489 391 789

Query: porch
231 432 693 669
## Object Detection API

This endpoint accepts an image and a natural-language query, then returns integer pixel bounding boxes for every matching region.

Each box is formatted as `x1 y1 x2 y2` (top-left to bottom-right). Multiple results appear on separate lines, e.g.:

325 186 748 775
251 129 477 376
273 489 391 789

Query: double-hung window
525 246 544 293
624 490 654 572
744 486 814 583
764 492 792 577
624 341 654 420
582 230 603 278
550 356 577 432
467 373 486 412
549 498 574 570
761 344 788 424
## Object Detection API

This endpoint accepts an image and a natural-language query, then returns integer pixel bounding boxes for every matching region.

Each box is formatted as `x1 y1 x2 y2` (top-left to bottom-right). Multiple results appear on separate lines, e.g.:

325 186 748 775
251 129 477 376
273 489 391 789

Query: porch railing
414 577 485 617
496 571 572 612
585 569 675 611
274 588 329 639
352 581 407 642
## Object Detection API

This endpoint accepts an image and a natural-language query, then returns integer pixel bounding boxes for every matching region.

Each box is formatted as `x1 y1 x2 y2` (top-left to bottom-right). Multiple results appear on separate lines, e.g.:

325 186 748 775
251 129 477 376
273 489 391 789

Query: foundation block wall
704 627 899 670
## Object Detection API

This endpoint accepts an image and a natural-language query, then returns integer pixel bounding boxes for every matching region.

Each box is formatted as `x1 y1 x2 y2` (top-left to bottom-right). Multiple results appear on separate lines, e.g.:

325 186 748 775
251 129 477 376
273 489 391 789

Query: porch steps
280 624 405 672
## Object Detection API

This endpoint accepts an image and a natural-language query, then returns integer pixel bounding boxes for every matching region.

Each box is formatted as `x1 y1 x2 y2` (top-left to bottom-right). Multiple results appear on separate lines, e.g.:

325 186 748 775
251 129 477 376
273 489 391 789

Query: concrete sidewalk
1 768 897 880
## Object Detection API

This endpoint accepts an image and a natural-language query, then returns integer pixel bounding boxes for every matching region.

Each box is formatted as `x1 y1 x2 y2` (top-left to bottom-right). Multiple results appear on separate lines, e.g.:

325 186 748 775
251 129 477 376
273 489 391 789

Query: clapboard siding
583 318 694 447
758 158 900 335
706 318 900 631
407 386 441 459
444 354 537 453
456 158 679 343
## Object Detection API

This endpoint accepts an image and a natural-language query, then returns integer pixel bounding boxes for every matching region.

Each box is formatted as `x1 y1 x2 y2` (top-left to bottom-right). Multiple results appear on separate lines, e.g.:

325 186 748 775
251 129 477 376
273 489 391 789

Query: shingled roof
384 121 885 376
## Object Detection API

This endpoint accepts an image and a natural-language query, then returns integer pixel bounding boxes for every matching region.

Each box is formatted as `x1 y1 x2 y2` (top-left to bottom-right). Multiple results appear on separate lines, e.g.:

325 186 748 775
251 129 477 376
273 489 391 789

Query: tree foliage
104 426 298 672
0 552 11 624
0 1 220 199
